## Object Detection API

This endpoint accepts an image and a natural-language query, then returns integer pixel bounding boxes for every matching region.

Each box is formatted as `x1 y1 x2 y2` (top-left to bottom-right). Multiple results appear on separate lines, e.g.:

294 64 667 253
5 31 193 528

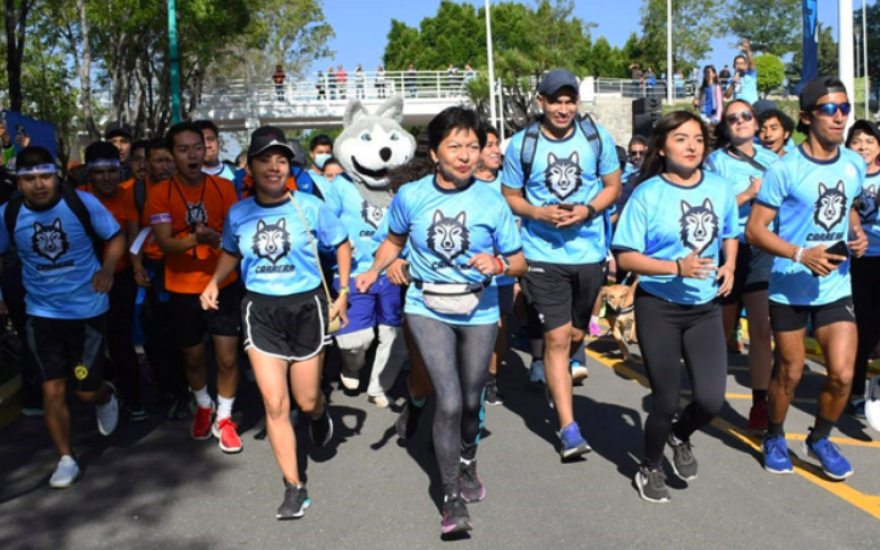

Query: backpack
520 113 604 184
4 186 104 261
133 178 147 217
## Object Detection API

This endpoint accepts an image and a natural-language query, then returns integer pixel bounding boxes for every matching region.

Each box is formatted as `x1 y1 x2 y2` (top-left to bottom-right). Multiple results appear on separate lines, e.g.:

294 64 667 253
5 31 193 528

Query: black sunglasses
726 111 755 125
813 102 852 117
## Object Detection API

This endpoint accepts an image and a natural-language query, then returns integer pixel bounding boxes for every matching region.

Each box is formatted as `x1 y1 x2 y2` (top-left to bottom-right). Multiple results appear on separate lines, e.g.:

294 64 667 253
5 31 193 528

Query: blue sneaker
559 421 591 461
762 435 793 474
529 359 546 385
570 360 588 384
804 433 853 480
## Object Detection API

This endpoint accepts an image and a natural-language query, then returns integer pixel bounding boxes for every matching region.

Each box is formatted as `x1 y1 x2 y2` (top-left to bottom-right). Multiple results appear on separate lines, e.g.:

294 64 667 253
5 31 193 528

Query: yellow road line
680 390 816 405
583 345 880 521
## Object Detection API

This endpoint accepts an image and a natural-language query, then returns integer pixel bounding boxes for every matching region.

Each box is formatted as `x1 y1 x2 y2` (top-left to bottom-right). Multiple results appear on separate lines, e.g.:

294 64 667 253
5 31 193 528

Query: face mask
314 154 332 169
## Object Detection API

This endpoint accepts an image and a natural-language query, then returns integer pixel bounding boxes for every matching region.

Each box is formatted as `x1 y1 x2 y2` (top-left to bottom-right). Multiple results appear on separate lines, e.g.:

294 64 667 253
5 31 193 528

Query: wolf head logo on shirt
360 200 386 230
31 218 69 262
544 152 583 201
858 184 877 224
679 199 718 254
427 209 470 262
251 218 291 265
813 181 847 232
185 201 208 226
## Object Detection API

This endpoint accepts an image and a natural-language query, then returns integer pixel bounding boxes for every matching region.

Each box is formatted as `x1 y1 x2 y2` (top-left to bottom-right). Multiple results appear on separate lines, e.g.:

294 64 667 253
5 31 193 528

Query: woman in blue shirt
612 111 738 503
357 107 526 535
200 127 352 520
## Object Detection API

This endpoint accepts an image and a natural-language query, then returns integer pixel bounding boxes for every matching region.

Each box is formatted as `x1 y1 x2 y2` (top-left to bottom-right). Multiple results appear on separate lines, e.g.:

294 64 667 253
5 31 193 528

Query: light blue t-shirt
478 173 516 286
323 175 387 278
0 191 121 319
755 145 866 306
705 145 779 242
733 69 759 104
309 170 332 197
501 122 619 264
854 171 880 256
222 192 347 296
387 175 522 325
611 172 738 305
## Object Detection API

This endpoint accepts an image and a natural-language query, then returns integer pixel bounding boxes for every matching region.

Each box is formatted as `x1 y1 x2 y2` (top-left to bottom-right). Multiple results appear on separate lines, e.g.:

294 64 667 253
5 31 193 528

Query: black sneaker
309 406 334 448
667 434 698 481
441 495 472 535
485 379 503 406
460 460 485 503
276 481 311 519
635 465 670 503
395 399 424 440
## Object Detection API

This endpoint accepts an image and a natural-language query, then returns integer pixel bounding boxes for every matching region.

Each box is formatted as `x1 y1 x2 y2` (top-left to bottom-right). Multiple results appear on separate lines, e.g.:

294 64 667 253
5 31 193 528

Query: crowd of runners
2 64 880 536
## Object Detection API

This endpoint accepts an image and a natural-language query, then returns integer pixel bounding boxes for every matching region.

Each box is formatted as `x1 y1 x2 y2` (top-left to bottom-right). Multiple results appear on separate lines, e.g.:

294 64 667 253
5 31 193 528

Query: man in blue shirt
746 77 868 481
0 146 126 488
724 39 758 105
502 69 622 460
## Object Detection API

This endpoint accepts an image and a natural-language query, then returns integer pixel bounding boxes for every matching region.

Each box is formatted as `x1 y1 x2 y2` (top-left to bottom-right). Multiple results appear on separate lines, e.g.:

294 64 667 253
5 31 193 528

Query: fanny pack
416 280 489 316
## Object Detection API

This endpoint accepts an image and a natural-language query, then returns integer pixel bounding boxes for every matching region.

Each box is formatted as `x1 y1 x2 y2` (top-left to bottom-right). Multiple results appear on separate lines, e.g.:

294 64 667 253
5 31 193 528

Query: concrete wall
580 98 634 149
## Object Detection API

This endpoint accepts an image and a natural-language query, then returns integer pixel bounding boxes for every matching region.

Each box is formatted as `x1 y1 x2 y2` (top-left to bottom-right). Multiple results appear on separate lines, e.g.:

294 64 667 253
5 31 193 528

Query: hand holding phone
825 240 849 266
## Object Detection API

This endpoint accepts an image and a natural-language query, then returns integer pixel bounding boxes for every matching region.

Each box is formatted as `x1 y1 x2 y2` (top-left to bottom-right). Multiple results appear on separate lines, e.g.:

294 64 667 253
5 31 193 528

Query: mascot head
335 95 417 189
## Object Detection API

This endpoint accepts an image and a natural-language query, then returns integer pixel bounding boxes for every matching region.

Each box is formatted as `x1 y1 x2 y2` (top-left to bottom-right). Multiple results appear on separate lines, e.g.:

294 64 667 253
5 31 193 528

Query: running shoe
588 321 602 337
762 435 793 474
339 370 359 391
866 375 880 431
212 417 243 454
128 407 149 422
559 421 591 461
848 398 866 420
747 401 769 433
367 394 391 408
191 403 215 440
96 385 119 436
804 432 853 480
49 455 80 489
167 396 191 420
441 495 472 535
309 406 334 448
634 465 670 503
529 359 546 385
276 481 311 520
21 407 44 418
667 434 698 481
395 399 423 440
460 460 485 503
485 378 503 406
570 360 588 384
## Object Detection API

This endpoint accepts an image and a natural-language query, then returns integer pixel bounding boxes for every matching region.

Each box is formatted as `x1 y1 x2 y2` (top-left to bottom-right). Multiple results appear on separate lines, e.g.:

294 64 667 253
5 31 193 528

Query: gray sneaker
667 434 698 481
635 465 670 503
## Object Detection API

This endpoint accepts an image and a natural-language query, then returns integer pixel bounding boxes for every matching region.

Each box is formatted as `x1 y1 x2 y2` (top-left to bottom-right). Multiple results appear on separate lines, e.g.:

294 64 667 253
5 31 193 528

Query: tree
788 22 838 82
855 2 880 103
754 54 785 97
4 0 37 111
638 0 724 72
723 0 800 57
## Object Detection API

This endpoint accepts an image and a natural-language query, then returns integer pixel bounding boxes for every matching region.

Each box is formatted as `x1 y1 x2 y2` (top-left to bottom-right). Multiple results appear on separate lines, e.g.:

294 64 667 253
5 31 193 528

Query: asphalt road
1 335 879 550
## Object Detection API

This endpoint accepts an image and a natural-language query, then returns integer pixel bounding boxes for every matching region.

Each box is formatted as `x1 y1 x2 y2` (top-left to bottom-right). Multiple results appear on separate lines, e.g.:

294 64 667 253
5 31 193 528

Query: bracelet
675 259 682 276
586 204 597 220
794 246 804 264
338 286 351 296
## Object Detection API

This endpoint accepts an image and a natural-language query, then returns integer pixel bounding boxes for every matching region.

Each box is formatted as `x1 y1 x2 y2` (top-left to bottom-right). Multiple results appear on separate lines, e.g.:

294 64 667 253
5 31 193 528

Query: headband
86 159 121 170
16 163 57 175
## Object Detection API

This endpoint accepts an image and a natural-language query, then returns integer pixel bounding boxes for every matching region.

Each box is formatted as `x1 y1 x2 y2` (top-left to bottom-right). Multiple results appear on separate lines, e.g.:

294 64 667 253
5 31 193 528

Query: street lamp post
169 0 181 124
485 0 498 131
839 0 855 128
666 0 673 105
863 0 869 116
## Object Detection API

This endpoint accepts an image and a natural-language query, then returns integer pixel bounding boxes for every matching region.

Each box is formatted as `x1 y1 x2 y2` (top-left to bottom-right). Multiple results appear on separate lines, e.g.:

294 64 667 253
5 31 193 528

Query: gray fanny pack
416 280 489 316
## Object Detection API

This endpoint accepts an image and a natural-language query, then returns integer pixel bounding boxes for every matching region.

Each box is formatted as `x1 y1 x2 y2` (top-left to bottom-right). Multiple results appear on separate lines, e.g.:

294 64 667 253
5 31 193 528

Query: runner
307 134 334 195
196 120 237 181
758 109 795 158
79 142 145 420
501 69 621 460
146 122 243 453
705 100 779 432
0 146 125 488
201 126 351 519
130 140 149 182
104 121 134 182
357 107 525 535
613 111 738 503
746 77 867 480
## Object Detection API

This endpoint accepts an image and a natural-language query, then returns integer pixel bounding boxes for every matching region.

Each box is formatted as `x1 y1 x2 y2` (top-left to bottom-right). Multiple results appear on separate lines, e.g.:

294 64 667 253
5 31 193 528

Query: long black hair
636 111 711 186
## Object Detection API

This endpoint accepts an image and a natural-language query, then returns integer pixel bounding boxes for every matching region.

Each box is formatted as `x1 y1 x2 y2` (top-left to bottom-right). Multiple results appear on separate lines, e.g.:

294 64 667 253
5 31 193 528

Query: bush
754 54 786 97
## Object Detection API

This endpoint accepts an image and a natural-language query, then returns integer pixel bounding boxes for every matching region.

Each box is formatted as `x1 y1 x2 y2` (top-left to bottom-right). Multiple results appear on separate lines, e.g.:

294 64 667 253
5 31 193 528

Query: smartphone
558 203 575 212
15 124 26 139
826 241 850 265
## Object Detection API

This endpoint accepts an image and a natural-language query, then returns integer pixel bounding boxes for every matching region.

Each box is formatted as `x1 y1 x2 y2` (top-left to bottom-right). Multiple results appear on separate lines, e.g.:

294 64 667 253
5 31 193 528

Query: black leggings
405 314 496 497
141 258 187 400
106 270 142 409
852 256 880 397
635 289 727 468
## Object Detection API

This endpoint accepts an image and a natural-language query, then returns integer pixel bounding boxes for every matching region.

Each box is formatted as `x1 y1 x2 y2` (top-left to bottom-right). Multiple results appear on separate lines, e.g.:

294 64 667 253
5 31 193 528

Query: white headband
16 163 57 175
87 159 121 170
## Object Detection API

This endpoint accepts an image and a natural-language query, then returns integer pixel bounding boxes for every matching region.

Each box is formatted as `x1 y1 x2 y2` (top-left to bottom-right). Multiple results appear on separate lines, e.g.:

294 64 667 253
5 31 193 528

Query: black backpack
519 113 605 184
133 178 147 216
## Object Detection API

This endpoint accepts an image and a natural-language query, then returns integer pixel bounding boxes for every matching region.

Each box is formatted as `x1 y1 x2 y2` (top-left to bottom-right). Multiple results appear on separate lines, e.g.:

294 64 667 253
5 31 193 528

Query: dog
601 279 639 363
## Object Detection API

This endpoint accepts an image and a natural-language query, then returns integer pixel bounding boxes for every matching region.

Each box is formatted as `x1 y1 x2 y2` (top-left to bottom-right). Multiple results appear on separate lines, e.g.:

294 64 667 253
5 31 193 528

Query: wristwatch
338 286 351 296
586 204 597 220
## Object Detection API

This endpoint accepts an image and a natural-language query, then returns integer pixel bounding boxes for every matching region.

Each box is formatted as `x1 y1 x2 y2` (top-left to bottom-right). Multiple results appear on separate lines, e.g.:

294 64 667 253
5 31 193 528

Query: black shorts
498 283 515 316
521 260 605 332
720 243 772 306
769 296 856 332
26 315 106 391
242 289 330 361
169 284 242 349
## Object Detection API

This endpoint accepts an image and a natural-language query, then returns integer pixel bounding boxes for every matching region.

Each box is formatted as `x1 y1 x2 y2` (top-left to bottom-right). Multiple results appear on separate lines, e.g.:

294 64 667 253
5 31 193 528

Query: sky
311 0 867 77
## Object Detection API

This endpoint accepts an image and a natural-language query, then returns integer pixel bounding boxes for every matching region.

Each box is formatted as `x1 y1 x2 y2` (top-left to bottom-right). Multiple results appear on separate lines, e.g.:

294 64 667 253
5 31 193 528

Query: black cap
538 69 579 96
799 76 848 110
846 120 880 147
104 120 133 141
85 141 121 164
752 99 777 115
247 126 295 160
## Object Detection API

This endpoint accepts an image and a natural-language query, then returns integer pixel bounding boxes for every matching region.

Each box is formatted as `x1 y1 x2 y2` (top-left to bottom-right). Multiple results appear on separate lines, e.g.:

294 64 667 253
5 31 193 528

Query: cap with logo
537 69 580 97
104 120 133 141
799 76 848 111
247 126 296 160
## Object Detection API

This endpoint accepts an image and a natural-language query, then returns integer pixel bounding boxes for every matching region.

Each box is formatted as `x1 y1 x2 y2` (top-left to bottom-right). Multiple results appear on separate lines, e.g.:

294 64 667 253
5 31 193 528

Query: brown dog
602 280 638 363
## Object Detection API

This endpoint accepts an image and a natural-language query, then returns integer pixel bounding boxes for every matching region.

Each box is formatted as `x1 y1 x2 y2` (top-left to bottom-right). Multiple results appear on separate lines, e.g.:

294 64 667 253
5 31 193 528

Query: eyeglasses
726 111 755 125
813 102 852 117
629 150 645 158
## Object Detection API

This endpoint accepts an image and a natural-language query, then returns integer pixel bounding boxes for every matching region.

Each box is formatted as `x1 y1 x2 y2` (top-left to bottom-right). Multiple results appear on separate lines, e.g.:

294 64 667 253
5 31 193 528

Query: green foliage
754 54 785 96
637 0 724 72
722 0 800 57
788 23 839 80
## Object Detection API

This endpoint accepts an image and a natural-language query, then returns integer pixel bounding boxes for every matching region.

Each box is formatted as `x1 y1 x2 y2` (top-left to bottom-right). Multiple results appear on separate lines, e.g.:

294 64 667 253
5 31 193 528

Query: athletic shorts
26 315 106 392
769 296 856 332
169 284 241 349
242 289 329 361
720 244 772 306
498 283 515 316
521 260 606 332
333 274 402 335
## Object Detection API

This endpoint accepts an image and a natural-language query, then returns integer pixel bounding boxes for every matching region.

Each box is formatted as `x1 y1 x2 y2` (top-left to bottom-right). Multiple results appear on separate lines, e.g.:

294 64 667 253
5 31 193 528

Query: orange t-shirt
78 184 137 272
120 177 135 191
144 174 239 294
239 174 298 200
123 178 164 261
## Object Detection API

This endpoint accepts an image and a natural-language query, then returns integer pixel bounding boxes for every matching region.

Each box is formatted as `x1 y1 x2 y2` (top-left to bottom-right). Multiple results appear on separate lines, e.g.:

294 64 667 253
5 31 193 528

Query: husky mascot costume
323 95 416 406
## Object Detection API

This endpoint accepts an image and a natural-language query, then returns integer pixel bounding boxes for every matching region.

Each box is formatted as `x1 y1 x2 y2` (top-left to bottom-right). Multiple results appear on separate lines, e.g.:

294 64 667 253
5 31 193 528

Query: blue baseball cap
538 69 580 96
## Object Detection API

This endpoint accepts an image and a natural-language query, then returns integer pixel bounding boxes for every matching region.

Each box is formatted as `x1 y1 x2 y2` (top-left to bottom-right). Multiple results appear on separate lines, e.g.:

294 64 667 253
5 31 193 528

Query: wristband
675 259 682 276
493 257 504 275
794 246 804 264
338 286 351 296
586 204 597 220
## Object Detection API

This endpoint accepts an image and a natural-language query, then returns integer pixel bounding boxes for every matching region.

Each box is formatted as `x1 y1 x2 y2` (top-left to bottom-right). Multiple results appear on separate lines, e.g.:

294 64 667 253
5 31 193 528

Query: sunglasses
726 111 754 125
629 150 645 158
813 102 852 117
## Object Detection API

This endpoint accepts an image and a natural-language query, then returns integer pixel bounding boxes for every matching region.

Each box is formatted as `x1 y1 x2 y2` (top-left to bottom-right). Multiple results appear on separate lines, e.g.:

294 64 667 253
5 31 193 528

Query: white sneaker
865 375 880 432
340 373 359 391
96 388 119 436
368 394 390 408
49 455 80 489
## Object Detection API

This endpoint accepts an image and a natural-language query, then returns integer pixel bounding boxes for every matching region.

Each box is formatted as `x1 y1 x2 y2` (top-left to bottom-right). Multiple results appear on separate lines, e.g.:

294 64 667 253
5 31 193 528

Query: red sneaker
747 401 769 433
191 405 214 440
213 417 243 454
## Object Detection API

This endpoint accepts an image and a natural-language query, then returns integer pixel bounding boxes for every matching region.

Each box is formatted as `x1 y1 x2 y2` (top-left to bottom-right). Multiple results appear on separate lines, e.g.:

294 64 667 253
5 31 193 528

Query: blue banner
1 110 57 159
798 0 819 93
